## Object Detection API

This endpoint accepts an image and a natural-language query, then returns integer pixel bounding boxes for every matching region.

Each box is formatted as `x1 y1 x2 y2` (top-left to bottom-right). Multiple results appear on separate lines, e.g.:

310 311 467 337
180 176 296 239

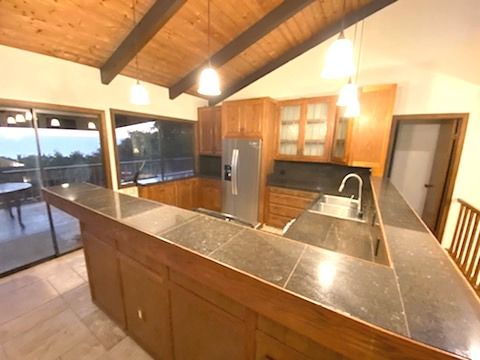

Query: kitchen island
42 179 480 360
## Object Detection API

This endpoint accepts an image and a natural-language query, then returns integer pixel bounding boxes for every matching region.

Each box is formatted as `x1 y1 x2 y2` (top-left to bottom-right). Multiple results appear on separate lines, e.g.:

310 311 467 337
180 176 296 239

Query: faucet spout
338 173 363 215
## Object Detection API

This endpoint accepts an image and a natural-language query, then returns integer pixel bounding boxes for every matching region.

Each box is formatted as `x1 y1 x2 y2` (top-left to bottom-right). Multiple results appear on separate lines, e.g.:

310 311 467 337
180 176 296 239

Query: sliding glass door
0 104 106 275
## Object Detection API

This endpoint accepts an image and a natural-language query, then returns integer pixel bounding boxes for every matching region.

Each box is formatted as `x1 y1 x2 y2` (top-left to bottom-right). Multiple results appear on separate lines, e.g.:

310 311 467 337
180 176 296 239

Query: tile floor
0 250 153 359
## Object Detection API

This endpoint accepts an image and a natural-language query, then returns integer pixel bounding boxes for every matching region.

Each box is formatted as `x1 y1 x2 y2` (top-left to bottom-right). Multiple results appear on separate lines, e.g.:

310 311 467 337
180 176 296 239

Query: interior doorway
386 114 468 240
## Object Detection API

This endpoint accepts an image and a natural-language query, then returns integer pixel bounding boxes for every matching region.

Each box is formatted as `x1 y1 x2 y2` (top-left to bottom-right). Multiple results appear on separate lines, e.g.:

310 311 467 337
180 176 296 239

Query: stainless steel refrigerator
222 138 262 227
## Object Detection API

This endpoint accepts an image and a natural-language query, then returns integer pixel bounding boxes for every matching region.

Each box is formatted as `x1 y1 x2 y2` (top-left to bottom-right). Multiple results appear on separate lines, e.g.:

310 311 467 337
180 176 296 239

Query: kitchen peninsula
42 180 480 360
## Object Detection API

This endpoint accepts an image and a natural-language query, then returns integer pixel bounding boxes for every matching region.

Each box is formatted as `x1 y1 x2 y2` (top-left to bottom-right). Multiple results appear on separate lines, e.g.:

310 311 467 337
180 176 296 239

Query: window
112 110 195 187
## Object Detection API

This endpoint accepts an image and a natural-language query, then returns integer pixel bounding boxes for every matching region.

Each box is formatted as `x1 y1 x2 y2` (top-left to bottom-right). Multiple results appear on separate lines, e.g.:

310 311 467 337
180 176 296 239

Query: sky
0 127 100 159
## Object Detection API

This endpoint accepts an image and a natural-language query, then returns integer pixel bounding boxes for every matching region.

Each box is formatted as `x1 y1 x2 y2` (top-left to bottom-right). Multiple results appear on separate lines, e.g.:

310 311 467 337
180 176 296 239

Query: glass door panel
278 105 301 155
303 102 328 156
0 107 56 274
333 116 349 160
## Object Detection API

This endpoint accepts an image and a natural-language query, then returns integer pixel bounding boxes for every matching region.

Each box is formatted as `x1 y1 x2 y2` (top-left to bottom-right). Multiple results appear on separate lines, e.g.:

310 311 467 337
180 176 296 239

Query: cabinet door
139 182 177 205
212 107 222 155
240 101 264 137
119 254 173 360
198 107 214 155
301 97 335 160
171 284 249 360
256 331 311 360
176 178 198 209
222 103 242 137
350 84 397 176
277 104 301 156
82 230 126 328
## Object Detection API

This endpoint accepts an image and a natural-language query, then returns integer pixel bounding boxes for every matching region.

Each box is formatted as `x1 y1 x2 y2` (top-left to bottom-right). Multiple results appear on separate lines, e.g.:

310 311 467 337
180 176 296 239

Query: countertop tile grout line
207 229 247 257
282 244 308 288
390 262 412 337
155 214 201 237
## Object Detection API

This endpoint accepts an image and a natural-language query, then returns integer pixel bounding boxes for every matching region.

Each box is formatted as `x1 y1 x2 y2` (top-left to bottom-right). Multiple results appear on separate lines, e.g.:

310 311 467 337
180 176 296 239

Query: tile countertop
43 180 480 359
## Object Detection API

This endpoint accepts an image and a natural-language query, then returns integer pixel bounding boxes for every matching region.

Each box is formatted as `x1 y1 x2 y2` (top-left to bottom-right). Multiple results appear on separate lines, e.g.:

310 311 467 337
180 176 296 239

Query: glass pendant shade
7 116 16 125
87 121 96 130
337 81 359 107
198 67 221 96
344 98 360 117
322 32 355 79
25 111 33 121
15 114 26 123
130 81 150 105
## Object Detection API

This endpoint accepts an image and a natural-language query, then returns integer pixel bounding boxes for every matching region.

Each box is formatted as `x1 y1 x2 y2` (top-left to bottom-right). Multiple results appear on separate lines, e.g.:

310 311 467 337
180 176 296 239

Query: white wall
0 44 207 189
228 0 480 246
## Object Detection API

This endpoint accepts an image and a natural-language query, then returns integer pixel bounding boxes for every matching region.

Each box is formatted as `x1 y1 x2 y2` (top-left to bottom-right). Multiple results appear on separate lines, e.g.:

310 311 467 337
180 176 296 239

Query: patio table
0 182 32 229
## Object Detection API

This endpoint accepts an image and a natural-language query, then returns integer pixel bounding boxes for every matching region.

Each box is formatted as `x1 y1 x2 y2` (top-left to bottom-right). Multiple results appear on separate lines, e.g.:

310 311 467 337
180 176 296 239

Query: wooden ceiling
0 0 397 104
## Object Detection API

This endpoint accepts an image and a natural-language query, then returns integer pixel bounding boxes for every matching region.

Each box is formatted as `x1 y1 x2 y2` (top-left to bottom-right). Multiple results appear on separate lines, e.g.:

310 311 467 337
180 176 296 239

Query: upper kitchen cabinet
275 96 336 162
331 84 397 176
221 98 276 138
198 106 222 156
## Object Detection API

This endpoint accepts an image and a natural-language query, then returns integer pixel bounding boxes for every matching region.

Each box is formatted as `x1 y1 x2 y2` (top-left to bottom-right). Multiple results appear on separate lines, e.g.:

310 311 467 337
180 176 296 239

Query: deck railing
449 199 480 295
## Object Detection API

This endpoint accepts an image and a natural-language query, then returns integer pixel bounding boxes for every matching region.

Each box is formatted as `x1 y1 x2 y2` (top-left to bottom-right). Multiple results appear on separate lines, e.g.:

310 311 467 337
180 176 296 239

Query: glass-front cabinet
276 96 336 161
331 108 352 164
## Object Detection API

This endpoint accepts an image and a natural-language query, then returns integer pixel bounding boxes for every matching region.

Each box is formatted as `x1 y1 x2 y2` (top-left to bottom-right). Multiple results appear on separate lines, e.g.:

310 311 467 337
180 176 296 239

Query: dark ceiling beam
100 0 186 85
208 0 397 106
168 0 315 100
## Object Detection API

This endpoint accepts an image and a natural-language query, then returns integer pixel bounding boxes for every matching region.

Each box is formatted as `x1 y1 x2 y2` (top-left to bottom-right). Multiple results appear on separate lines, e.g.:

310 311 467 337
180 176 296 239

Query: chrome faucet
338 173 363 215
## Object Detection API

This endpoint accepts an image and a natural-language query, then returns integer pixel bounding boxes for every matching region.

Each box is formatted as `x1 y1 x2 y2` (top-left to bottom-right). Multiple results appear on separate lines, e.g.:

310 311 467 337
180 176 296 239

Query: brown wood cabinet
119 254 173 360
138 177 199 210
265 186 318 228
198 177 222 212
222 98 273 138
331 84 397 176
82 228 126 328
198 106 222 155
171 283 250 360
275 96 336 162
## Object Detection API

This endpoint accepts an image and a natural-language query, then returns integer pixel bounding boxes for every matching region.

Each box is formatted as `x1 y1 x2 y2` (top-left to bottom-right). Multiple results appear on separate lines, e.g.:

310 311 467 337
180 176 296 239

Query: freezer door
223 139 262 225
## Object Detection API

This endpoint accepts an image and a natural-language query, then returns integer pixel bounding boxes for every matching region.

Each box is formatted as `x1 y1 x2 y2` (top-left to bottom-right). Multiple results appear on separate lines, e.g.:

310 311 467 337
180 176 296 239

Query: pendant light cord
355 20 365 84
207 0 211 66
340 0 346 34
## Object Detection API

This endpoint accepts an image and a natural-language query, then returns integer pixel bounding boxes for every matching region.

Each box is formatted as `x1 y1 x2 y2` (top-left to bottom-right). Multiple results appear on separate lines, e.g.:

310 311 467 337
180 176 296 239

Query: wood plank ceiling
0 0 394 103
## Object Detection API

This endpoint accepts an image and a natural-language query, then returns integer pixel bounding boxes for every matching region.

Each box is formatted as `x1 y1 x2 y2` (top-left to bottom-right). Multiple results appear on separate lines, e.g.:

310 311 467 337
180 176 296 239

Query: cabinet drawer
265 213 291 229
269 186 318 200
269 193 315 209
268 204 303 219
256 331 311 360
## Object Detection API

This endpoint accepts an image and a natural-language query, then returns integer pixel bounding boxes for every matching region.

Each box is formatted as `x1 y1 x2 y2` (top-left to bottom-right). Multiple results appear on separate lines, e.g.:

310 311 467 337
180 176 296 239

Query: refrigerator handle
232 148 239 195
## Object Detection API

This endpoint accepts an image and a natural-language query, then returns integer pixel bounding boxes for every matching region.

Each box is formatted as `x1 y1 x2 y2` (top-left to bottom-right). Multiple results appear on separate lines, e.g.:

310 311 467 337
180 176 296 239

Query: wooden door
199 178 221 211
82 230 126 328
119 254 173 360
176 178 198 209
171 284 249 360
198 107 214 154
349 84 397 176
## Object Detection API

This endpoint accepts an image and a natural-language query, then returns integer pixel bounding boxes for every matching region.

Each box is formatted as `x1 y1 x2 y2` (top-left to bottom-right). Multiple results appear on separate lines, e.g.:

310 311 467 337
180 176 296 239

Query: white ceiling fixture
50 118 60 127
321 0 355 79
129 0 150 106
15 113 26 123
25 111 33 121
7 116 16 125
87 121 97 130
198 0 221 96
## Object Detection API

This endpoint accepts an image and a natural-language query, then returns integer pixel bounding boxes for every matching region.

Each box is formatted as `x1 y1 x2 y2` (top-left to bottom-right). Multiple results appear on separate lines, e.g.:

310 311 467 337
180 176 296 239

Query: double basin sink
308 194 365 223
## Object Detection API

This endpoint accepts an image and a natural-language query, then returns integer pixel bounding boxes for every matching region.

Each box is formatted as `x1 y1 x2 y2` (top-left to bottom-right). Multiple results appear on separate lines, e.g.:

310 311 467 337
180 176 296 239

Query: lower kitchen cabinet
119 254 173 360
82 229 126 328
198 178 222 211
265 186 318 228
138 177 198 210
171 283 250 360
256 331 311 360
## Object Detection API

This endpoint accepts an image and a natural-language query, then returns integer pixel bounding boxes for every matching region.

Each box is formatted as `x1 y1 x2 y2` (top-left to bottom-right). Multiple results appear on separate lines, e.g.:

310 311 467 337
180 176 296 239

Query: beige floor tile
47 267 85 294
82 310 125 350
0 279 58 325
59 333 106 360
3 309 91 360
62 283 97 319
0 345 7 360
99 338 153 360
56 251 85 269
0 270 41 295
0 297 67 345
72 262 89 281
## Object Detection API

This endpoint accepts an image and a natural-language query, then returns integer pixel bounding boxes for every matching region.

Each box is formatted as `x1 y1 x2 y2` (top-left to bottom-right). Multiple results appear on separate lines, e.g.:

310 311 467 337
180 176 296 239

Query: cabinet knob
137 309 144 320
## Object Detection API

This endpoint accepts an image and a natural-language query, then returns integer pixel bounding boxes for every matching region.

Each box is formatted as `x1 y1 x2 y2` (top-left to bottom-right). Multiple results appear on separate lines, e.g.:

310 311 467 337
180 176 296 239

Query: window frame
110 108 198 189
0 98 112 188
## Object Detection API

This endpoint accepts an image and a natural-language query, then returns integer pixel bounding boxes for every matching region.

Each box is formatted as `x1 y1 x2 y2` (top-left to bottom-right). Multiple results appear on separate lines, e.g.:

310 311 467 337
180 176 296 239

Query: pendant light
50 118 61 127
15 113 26 123
321 0 355 79
129 0 150 105
7 116 16 125
198 0 221 96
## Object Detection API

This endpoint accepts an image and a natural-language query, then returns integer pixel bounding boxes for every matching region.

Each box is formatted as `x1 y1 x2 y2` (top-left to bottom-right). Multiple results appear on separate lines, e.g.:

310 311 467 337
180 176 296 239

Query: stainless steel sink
308 194 365 223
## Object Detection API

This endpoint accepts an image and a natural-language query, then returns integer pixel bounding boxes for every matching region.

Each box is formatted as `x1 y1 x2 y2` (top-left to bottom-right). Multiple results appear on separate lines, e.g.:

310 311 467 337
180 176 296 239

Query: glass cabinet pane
278 105 301 155
333 116 349 159
303 102 328 156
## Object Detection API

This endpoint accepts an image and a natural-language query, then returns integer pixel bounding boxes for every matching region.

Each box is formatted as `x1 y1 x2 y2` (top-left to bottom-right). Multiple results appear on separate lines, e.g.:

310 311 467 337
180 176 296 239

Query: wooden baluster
456 210 475 265
461 213 479 273
450 204 466 255
452 206 470 261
